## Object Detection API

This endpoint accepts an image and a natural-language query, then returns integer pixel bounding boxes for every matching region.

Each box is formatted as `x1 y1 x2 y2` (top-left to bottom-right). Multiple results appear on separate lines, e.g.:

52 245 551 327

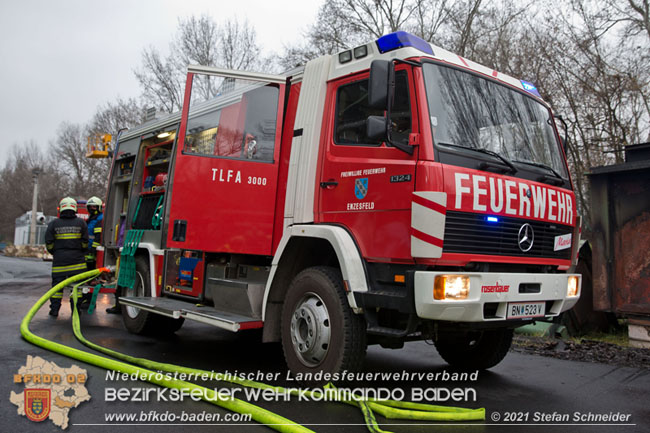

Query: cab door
318 66 419 262
167 69 286 255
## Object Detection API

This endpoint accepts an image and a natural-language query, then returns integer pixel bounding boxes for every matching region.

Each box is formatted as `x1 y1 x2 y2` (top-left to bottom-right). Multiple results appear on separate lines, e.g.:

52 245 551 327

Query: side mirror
366 115 387 142
366 60 413 155
368 60 394 110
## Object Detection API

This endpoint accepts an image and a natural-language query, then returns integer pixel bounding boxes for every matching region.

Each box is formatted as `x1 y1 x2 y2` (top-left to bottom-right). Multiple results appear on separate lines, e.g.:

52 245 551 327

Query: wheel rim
290 292 331 367
124 271 145 319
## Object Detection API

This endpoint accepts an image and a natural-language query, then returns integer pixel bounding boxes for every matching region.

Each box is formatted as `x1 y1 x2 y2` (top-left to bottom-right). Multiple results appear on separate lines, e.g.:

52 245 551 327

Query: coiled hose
20 268 485 433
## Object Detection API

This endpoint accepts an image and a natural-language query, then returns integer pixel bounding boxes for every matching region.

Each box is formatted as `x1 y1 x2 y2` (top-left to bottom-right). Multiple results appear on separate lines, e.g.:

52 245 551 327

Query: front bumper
414 272 581 322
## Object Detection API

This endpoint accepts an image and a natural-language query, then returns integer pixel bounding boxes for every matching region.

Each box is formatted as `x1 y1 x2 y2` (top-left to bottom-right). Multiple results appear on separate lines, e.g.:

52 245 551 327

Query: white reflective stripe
411 192 447 258
412 237 442 259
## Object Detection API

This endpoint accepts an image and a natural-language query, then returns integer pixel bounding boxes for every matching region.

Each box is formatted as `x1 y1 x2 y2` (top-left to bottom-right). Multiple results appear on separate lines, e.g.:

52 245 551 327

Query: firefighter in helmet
85 196 103 270
45 197 89 317
85 196 119 314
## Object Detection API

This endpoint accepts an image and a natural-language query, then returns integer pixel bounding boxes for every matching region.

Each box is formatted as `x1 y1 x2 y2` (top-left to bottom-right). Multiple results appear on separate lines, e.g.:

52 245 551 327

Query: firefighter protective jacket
87 212 103 255
45 211 89 276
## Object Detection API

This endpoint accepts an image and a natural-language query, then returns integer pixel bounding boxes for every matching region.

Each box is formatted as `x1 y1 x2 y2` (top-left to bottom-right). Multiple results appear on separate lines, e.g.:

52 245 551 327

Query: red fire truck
98 31 581 376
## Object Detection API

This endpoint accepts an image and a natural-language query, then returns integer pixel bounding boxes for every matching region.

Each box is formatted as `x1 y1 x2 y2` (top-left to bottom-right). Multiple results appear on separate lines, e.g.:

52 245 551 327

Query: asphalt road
1 255 648 433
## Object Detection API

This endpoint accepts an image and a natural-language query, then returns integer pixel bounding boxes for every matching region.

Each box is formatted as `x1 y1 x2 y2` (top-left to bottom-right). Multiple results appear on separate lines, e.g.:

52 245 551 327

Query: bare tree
281 0 649 231
135 48 184 113
520 0 650 228
135 14 263 112
88 97 144 138
411 0 452 42
0 143 64 240
85 99 144 199
279 0 525 68
217 18 261 71
607 0 650 40
172 14 220 68
51 122 109 198
280 0 432 68
445 0 483 56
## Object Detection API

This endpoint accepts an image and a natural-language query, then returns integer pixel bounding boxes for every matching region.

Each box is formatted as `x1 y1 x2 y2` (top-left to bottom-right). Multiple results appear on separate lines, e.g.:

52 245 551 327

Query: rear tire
121 255 184 335
281 266 366 378
434 328 513 370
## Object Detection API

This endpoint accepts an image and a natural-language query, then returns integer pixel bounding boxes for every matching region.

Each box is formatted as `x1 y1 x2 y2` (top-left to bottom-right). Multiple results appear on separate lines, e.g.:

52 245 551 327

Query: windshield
423 63 567 177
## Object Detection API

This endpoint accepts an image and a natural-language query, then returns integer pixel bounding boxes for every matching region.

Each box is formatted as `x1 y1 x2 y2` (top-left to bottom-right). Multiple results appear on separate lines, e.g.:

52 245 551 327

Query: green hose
21 269 485 432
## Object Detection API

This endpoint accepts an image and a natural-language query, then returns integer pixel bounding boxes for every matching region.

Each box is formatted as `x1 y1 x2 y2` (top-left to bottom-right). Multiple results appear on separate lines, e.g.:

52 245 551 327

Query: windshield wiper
438 142 517 174
513 160 565 185
474 148 518 174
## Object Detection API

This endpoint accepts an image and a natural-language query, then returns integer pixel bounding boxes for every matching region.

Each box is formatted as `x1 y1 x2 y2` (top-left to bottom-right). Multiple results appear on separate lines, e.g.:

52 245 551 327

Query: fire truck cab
99 31 581 376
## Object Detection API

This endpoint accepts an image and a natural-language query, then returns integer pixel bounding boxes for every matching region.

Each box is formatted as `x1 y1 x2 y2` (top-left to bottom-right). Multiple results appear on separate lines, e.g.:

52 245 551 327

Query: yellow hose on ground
21 268 485 433
21 269 313 433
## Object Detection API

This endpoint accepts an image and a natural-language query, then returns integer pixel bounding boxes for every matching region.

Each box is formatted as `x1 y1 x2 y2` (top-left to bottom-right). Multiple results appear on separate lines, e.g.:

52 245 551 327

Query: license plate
507 302 545 319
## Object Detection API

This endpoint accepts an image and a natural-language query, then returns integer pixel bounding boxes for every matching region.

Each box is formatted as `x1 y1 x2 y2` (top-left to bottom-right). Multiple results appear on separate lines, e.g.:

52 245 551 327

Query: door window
334 70 411 146
184 76 279 162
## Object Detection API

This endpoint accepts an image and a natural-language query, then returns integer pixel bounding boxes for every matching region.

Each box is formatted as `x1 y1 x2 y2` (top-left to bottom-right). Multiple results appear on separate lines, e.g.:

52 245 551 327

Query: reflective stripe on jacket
45 211 89 274
87 213 103 254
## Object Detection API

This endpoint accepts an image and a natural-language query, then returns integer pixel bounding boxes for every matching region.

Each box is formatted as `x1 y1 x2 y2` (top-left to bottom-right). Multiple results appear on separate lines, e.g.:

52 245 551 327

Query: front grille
443 211 572 260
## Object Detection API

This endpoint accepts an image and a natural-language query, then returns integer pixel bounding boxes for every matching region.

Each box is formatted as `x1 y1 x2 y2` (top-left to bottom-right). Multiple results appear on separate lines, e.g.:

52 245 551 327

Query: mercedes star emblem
518 223 534 252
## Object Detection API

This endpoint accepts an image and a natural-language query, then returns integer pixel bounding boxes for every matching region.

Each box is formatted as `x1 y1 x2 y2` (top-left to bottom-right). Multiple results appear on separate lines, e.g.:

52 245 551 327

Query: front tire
281 267 366 377
434 328 513 370
121 255 184 335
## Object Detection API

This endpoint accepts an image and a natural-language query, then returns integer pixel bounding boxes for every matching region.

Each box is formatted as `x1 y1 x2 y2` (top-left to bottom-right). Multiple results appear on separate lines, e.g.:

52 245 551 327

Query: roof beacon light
376 31 434 55
521 80 542 98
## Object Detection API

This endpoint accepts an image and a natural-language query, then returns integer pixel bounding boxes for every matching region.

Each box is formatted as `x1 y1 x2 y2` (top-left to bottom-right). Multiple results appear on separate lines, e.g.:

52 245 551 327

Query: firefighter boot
79 292 92 310
49 290 63 317
106 293 121 314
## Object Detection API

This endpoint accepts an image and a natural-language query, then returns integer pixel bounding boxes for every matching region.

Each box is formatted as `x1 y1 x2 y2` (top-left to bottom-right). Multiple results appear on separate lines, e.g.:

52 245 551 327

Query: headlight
434 275 470 300
567 276 580 297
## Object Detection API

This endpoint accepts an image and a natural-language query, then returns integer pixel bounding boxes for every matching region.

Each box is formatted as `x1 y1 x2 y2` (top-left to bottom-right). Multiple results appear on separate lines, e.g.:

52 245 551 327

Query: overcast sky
0 0 321 166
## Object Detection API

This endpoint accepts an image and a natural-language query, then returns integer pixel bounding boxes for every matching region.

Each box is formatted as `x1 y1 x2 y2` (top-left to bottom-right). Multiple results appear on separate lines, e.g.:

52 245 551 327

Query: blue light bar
376 31 434 55
486 216 499 223
521 80 542 98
